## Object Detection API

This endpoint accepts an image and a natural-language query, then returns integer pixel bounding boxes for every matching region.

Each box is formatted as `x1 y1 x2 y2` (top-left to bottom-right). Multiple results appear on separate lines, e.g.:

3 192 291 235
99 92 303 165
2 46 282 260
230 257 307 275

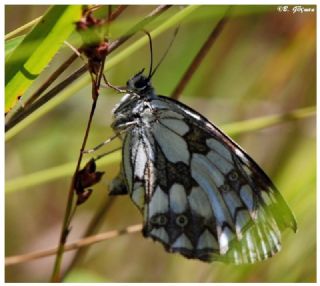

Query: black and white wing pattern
110 72 297 264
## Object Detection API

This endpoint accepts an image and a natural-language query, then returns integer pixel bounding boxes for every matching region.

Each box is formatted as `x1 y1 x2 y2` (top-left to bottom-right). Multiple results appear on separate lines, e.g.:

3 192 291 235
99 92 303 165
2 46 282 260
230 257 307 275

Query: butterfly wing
117 95 296 264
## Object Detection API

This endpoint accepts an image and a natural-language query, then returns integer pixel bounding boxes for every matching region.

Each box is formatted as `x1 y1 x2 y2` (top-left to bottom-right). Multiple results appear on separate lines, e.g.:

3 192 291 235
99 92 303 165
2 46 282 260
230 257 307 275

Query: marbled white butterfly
108 68 297 264
104 28 297 263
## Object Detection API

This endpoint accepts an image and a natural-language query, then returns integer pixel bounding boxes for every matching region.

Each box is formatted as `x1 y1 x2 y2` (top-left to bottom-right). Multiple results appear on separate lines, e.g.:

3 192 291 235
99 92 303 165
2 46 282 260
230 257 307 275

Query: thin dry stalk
5 224 142 266
51 8 110 279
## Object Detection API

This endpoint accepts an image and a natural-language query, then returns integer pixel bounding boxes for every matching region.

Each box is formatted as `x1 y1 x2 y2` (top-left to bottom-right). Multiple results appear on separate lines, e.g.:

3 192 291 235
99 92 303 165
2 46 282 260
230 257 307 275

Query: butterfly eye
133 77 149 90
228 170 239 181
176 214 188 227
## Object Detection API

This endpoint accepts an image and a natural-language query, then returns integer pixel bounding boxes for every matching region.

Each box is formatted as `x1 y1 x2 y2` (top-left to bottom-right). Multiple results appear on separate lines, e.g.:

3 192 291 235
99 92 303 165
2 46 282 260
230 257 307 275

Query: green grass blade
223 106 316 135
5 150 121 193
5 35 25 57
5 5 82 113
5 105 314 193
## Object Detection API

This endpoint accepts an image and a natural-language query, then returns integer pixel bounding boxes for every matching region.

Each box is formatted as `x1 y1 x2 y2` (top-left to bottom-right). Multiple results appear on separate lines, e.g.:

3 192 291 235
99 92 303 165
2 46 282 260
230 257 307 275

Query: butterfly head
112 69 156 131
126 69 154 96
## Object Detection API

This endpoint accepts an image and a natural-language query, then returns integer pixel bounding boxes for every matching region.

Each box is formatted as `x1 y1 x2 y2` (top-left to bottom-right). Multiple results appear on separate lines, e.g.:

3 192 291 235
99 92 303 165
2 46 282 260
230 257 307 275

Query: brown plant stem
5 224 142 267
28 54 79 108
50 95 100 282
51 5 129 280
109 5 128 22
50 15 111 275
171 10 229 99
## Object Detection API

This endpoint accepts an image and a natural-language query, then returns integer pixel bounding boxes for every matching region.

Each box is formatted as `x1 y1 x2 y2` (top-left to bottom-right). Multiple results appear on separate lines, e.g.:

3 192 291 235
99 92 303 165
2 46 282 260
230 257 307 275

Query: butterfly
108 68 297 264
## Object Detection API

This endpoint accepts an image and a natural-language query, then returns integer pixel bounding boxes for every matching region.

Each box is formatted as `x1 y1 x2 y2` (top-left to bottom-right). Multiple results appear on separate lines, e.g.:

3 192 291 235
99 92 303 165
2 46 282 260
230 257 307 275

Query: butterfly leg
84 120 137 154
83 134 119 154
102 74 127 93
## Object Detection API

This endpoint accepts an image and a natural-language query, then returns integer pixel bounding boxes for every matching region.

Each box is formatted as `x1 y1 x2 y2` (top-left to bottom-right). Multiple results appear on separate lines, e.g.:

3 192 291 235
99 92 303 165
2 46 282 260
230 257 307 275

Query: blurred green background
5 5 316 282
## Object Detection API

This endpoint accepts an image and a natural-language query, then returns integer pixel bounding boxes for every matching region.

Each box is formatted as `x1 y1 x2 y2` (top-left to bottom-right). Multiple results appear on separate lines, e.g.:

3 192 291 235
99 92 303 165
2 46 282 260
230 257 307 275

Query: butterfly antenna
150 26 179 79
142 30 153 80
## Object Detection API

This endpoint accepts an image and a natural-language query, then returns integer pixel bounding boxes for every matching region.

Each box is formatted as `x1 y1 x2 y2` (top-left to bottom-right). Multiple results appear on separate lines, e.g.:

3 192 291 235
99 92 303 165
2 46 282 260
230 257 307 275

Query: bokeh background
5 5 316 282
